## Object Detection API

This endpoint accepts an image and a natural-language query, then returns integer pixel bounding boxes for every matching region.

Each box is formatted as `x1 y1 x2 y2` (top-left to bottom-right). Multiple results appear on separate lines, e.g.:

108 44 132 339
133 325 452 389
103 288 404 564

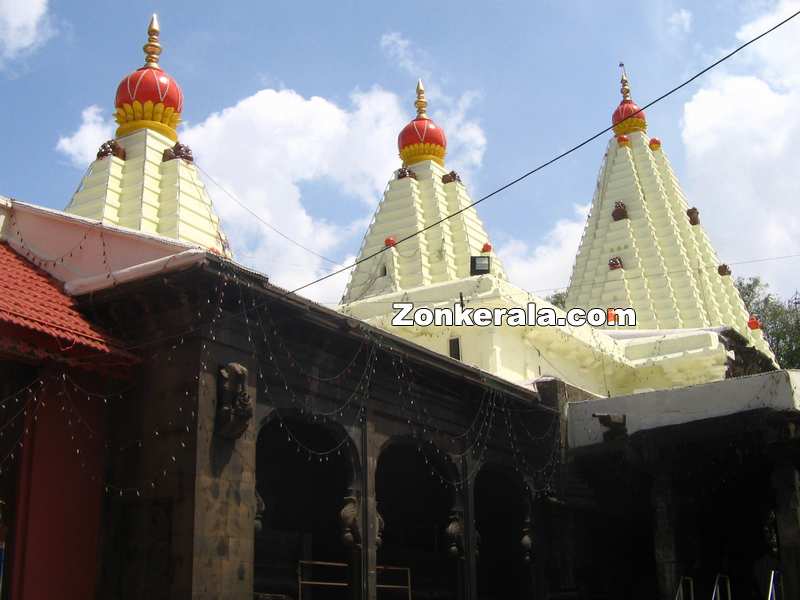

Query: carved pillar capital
446 509 465 558
521 514 533 563
340 494 361 548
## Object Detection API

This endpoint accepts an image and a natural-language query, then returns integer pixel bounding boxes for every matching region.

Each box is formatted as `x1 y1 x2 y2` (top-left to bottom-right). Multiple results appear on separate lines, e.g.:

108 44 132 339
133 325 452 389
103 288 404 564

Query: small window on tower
470 256 491 276
379 265 387 277
449 337 462 361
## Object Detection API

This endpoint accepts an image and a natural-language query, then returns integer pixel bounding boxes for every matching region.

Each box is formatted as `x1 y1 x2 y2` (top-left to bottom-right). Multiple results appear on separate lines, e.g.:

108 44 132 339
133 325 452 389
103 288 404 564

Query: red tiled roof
0 243 134 367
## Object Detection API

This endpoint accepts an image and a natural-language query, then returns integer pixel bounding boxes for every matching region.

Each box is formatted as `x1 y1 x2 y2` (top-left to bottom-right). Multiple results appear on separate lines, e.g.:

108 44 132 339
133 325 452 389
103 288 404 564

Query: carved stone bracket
445 511 465 558
442 171 462 184
162 142 194 163
521 515 533 563
96 139 126 161
375 508 385 549
254 488 266 534
611 201 628 221
396 167 417 180
215 363 253 439
340 494 360 548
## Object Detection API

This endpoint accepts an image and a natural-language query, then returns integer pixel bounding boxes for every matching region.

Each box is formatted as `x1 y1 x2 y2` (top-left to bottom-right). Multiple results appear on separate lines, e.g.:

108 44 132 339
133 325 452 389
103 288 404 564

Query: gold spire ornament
619 62 631 100
143 14 162 68
415 79 428 118
612 61 646 135
113 13 183 141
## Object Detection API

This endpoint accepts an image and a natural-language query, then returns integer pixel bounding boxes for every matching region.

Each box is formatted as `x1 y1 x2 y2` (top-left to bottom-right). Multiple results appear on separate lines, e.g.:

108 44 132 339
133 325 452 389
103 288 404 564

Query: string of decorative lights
195 163 339 266
49 275 232 496
245 288 376 421
0 379 51 479
230 275 370 459
254 295 372 384
7 209 90 268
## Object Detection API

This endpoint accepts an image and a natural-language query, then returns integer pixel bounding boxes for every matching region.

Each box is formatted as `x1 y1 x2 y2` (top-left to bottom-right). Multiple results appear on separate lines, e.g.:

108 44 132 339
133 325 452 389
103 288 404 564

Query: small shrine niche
687 207 700 225
608 256 624 271
96 140 126 161
612 202 628 221
718 264 732 277
396 167 417 180
162 142 194 163
442 171 462 184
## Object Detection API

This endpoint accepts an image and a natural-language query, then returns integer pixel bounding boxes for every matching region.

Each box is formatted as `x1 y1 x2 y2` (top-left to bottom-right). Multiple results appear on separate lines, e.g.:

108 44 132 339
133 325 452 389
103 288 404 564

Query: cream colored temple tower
564 67 772 358
64 15 230 256
339 80 770 397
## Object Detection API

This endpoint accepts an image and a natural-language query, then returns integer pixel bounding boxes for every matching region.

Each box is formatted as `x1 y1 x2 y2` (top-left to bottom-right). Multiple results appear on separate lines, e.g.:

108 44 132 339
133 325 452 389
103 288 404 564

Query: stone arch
253 408 361 597
375 434 460 599
257 406 361 489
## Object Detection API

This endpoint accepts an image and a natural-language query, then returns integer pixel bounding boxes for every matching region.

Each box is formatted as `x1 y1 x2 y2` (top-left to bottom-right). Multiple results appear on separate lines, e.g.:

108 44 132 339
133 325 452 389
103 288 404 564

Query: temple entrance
254 414 356 599
678 447 775 600
475 465 531 600
376 441 457 599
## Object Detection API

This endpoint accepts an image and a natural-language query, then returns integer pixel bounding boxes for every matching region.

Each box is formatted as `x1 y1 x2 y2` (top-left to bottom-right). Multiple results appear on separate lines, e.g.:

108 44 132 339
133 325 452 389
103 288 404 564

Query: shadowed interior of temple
676 442 775 600
376 442 456 599
474 467 530 600
255 417 352 599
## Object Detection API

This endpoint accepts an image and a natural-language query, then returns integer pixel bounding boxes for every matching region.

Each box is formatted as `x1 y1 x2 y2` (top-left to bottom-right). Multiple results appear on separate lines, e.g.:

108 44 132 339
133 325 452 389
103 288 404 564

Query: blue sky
2 0 799 303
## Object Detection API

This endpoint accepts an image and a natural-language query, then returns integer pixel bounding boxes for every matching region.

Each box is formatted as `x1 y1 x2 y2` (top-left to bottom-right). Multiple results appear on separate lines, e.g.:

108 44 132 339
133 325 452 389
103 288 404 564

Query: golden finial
143 14 162 68
414 79 428 118
619 62 631 101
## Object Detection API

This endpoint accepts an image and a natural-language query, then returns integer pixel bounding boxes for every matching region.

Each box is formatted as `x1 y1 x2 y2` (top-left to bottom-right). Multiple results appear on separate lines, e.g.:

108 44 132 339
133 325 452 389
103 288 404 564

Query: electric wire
195 163 340 265
286 7 800 296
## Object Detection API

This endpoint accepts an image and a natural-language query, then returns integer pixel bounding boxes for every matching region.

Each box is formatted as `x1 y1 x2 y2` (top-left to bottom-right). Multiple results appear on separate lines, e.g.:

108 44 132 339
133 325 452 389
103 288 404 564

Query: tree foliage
546 291 566 309
735 277 800 369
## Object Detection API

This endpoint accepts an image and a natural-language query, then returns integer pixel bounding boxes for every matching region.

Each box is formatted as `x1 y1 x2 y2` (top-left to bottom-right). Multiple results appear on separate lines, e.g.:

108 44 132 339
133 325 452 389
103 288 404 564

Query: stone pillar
651 471 679 600
357 416 379 600
459 457 478 600
445 506 466 600
341 490 363 600
191 361 258 600
521 511 534 595
772 464 800 599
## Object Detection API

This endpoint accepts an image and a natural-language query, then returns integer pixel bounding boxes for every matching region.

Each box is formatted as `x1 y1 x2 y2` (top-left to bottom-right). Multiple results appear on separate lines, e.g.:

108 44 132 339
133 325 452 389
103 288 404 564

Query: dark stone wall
87 265 562 600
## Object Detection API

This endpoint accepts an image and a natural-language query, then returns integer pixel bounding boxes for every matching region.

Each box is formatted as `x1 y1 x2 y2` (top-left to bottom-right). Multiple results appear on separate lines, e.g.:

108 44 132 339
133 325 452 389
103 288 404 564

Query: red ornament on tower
612 63 647 136
113 14 184 141
398 80 447 167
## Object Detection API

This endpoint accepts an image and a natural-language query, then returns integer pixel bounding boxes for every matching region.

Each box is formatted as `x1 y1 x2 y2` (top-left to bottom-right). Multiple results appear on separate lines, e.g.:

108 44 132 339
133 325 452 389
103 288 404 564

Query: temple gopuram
0 14 798 600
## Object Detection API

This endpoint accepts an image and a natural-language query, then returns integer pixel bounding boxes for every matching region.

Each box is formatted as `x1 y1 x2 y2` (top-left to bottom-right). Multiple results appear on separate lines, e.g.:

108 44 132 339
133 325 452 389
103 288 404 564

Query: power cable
195 163 340 265
46 7 800 359
287 6 800 296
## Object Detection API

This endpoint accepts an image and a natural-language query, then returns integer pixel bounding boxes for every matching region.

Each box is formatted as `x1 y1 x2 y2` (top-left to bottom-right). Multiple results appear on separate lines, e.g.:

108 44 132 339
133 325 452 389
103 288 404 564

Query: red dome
398 117 447 152
612 99 646 134
115 67 183 112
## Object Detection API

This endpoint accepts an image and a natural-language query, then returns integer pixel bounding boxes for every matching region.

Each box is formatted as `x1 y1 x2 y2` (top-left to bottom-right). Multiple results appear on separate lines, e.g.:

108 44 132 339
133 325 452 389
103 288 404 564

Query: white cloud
681 0 800 297
55 105 114 167
667 8 693 35
0 0 54 66
380 32 430 81
55 88 404 303
181 87 405 301
497 204 589 296
56 33 489 304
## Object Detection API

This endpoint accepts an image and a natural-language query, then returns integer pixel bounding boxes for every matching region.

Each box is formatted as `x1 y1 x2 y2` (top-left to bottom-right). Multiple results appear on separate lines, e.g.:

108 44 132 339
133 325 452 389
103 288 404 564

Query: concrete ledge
568 370 800 449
